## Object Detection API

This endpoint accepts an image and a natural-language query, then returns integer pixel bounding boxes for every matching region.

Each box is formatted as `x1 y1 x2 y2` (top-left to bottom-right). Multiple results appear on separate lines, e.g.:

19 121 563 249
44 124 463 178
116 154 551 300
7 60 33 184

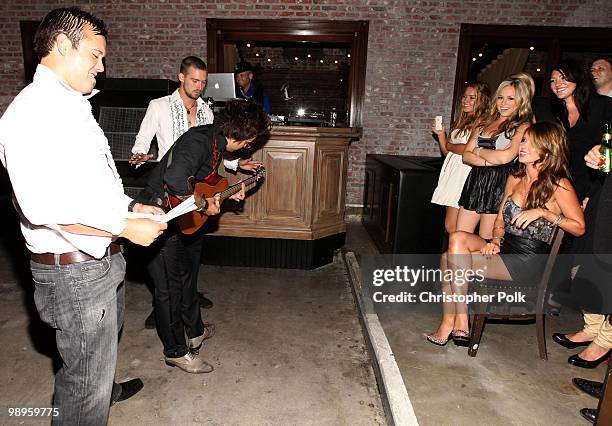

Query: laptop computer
203 73 236 101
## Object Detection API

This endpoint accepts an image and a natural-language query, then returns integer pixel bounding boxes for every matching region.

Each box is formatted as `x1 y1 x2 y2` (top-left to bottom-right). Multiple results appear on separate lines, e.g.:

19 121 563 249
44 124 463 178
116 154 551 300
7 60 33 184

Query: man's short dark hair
179 56 207 74
215 99 271 146
590 55 612 68
34 7 108 59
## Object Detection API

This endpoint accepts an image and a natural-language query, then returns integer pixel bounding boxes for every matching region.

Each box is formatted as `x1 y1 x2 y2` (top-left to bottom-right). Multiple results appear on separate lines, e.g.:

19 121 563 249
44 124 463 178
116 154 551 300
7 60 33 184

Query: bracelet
553 213 564 227
128 199 138 212
489 236 504 247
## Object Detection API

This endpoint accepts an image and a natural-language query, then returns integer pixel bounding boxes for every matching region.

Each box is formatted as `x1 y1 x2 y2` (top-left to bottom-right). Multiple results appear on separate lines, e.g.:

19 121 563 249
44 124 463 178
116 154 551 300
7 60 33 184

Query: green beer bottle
600 123 612 173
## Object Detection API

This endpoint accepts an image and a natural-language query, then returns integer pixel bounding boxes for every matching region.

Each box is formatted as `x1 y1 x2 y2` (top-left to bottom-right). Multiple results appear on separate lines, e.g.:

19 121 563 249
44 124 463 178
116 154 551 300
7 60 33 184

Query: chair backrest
535 227 565 313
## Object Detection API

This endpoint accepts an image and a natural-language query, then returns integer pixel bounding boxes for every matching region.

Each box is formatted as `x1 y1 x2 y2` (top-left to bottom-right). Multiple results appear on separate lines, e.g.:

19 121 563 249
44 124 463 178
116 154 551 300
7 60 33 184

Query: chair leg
536 314 548 360
468 314 486 357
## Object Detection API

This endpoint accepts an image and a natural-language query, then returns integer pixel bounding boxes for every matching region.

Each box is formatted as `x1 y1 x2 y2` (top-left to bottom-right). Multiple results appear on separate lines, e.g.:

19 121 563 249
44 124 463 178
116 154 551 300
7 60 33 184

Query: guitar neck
218 174 260 202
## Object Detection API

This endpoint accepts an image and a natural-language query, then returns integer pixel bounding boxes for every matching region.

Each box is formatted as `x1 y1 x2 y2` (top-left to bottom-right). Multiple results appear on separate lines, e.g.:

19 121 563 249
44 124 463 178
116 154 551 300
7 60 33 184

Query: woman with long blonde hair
457 77 533 240
431 82 490 234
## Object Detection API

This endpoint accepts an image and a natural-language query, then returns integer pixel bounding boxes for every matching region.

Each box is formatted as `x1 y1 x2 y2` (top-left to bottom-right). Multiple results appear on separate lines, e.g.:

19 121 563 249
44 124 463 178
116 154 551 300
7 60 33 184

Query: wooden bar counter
202 125 360 269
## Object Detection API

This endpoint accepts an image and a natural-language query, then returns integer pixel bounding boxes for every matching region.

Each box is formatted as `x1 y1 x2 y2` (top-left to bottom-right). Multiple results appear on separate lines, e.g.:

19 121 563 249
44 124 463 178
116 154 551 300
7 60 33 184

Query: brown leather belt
30 243 122 265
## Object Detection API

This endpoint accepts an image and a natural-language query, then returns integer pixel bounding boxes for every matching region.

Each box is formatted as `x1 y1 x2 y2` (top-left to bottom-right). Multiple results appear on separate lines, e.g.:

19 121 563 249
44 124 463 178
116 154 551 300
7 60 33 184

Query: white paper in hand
126 195 198 223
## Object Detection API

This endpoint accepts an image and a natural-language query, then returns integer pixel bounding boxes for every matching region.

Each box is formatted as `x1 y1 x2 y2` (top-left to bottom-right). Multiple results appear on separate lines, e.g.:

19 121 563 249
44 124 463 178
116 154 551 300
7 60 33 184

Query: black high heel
425 332 453 346
452 329 470 346
552 333 592 349
568 351 610 369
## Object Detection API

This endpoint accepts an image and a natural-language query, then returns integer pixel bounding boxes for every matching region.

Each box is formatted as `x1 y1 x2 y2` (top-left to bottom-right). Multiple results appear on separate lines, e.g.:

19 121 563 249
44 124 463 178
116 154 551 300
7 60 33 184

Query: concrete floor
0 215 606 425
0 226 384 425
345 218 607 426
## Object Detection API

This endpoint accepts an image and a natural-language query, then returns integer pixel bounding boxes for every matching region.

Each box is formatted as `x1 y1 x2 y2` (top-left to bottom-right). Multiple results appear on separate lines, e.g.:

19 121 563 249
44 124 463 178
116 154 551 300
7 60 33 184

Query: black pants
148 232 204 358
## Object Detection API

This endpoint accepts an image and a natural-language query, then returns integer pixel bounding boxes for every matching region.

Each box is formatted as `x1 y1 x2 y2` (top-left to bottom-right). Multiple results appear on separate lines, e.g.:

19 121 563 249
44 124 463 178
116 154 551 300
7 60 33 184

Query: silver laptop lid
203 73 236 101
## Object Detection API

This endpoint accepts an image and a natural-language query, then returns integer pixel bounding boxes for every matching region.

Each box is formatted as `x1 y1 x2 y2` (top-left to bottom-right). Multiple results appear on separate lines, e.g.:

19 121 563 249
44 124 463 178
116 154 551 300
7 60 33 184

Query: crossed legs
427 231 512 343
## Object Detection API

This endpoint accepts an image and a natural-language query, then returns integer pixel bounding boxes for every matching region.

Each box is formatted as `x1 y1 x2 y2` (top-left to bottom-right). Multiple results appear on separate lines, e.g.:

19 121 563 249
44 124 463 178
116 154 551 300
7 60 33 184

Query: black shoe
552 333 592 349
452 329 470 347
568 351 610 369
144 310 156 329
572 378 604 399
580 408 597 424
198 293 213 309
110 378 144 406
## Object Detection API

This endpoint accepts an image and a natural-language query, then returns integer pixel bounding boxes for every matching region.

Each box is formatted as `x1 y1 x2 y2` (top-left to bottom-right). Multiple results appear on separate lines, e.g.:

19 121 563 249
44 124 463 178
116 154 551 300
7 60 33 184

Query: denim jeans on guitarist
149 232 204 358
31 253 126 425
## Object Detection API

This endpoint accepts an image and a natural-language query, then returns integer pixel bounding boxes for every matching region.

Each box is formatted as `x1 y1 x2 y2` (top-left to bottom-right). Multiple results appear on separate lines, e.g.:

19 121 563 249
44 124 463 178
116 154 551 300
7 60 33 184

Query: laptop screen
203 73 236 101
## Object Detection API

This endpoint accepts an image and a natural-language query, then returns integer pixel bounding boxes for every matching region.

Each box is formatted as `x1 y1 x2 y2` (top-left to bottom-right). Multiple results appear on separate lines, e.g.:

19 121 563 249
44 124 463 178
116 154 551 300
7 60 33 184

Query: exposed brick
0 0 610 205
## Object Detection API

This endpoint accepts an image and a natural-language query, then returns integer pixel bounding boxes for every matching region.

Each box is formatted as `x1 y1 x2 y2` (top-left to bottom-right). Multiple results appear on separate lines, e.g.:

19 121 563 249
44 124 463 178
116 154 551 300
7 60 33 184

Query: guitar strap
163 135 221 207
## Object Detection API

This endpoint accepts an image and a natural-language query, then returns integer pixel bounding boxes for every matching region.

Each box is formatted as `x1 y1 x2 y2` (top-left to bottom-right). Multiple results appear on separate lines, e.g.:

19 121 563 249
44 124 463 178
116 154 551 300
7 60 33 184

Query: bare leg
478 213 497 240
577 341 610 361
456 207 480 233
444 207 460 234
566 312 606 348
426 252 455 342
447 231 513 332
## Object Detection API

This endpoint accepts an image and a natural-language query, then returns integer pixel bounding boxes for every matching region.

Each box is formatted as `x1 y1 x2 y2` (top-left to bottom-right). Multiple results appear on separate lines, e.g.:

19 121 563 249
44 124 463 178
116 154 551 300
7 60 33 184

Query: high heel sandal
452 329 470 346
425 332 453 346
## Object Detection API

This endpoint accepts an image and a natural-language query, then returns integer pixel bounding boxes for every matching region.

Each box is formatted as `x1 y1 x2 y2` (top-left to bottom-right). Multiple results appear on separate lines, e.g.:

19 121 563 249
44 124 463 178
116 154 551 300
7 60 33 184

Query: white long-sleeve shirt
131 89 239 170
0 64 131 258
131 89 214 160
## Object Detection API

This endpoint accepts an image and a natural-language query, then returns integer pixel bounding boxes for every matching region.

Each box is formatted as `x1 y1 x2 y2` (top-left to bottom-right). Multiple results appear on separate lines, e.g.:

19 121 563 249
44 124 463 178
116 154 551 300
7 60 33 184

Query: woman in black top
548 60 612 311
549 59 612 204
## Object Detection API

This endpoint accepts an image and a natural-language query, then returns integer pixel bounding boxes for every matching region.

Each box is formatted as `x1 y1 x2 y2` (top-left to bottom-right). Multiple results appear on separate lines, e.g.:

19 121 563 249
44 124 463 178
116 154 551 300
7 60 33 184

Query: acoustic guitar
167 166 265 235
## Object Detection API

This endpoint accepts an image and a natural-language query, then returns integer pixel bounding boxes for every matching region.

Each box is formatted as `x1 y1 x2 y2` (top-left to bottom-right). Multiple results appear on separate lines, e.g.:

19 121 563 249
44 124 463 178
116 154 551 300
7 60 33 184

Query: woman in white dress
431 82 490 233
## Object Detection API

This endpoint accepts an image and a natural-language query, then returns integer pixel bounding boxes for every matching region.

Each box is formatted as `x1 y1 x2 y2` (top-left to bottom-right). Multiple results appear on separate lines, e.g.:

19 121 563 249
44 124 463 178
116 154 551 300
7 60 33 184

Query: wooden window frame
453 24 610 118
206 19 369 128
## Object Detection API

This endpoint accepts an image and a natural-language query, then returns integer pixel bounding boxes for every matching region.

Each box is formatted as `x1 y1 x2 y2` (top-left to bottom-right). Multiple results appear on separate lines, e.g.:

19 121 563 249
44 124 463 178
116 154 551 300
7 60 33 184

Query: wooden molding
206 19 369 127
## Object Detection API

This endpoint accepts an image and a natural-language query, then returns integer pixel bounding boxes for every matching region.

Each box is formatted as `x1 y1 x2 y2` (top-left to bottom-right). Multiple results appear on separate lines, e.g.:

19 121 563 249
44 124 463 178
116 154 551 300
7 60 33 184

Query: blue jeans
31 253 126 425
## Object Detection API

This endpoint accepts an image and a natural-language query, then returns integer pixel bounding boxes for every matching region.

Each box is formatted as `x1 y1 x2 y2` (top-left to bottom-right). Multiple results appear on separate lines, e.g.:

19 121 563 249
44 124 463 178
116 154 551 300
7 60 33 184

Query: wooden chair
467 228 565 360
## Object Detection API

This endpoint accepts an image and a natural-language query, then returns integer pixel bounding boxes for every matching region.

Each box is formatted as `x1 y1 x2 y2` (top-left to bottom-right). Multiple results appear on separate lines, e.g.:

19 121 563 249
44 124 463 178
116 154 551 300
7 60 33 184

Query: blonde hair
509 72 535 99
514 121 570 209
451 81 491 136
483 77 533 136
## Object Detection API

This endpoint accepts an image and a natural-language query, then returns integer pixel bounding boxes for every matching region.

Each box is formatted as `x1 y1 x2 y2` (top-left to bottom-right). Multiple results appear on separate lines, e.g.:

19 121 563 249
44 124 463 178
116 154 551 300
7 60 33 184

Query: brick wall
1 0 610 205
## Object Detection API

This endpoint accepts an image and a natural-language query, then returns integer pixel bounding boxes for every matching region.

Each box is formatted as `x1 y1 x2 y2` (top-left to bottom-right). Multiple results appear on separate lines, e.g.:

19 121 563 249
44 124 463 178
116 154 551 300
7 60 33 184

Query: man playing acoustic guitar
137 99 270 373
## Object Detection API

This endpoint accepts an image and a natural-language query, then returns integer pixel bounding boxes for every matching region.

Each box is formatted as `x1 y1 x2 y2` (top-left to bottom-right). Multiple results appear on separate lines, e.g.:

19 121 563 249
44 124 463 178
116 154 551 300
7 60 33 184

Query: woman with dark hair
549 59 612 204
140 99 271 374
547 60 612 313
431 82 490 234
425 122 585 346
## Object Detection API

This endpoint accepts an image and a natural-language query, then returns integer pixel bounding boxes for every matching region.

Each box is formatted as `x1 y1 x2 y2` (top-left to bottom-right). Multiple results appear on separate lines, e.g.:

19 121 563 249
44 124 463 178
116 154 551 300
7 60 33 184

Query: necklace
185 101 197 115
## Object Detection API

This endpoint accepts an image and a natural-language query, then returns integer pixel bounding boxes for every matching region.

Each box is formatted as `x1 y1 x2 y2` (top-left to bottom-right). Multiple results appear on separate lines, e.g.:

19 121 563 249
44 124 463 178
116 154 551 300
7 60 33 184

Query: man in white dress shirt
0 8 167 424
129 56 214 165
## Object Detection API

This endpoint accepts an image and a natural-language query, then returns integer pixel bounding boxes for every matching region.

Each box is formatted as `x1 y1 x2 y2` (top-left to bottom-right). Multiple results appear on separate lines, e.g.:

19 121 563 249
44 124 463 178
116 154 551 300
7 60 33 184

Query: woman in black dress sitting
426 122 585 346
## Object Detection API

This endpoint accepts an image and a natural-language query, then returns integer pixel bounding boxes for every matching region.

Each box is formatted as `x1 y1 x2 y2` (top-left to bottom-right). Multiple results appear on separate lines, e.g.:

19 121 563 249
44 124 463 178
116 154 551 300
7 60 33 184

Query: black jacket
135 125 227 208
